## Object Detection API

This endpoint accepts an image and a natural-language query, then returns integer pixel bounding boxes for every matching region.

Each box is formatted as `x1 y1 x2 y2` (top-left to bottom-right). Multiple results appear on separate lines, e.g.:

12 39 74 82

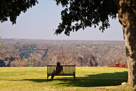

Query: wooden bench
47 65 76 79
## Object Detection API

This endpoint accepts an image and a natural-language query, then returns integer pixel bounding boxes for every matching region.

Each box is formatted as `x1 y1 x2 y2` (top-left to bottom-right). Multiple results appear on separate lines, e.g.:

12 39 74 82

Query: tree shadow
57 80 124 87
56 71 128 87
30 71 128 87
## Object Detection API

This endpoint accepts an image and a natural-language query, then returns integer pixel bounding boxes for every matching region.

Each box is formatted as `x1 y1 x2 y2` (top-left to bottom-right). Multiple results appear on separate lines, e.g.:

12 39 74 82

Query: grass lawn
0 67 135 91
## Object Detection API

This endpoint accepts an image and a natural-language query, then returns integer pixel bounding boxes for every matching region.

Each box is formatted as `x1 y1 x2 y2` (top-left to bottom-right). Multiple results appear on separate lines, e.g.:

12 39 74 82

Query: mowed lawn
0 67 135 91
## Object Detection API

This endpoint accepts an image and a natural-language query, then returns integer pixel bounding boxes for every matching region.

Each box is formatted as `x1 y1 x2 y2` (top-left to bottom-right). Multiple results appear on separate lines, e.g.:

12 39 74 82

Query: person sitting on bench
51 62 63 79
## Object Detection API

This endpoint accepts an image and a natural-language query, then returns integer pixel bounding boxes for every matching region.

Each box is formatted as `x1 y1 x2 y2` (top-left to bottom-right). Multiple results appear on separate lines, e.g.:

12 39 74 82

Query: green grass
0 67 135 91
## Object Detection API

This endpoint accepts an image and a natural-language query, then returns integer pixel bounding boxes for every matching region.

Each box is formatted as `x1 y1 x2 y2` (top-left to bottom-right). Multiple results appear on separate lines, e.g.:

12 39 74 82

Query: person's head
57 62 60 66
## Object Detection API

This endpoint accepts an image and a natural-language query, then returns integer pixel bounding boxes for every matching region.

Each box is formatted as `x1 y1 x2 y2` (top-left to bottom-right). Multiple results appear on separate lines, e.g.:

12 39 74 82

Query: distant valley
0 39 127 67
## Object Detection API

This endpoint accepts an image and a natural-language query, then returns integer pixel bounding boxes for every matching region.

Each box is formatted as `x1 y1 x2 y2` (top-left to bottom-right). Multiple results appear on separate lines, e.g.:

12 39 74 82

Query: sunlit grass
0 67 128 79
0 67 46 79
0 67 135 91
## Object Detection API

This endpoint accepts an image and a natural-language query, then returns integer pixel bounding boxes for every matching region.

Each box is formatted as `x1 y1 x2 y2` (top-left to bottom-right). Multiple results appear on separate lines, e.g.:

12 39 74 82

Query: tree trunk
118 0 136 87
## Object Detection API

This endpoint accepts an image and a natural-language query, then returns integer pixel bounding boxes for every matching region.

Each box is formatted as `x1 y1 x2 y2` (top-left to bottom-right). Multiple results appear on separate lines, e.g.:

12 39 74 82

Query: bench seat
47 65 76 79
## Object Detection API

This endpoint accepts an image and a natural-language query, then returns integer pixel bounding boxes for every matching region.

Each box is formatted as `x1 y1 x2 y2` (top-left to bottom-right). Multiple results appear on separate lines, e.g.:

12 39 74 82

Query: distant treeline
0 39 127 67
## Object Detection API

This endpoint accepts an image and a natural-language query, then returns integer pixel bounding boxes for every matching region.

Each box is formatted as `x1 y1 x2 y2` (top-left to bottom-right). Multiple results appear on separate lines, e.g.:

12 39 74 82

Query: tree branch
112 0 119 10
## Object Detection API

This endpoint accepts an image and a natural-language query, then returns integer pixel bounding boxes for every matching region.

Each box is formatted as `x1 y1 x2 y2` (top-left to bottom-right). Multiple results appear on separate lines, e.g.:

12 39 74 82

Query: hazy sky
0 0 124 41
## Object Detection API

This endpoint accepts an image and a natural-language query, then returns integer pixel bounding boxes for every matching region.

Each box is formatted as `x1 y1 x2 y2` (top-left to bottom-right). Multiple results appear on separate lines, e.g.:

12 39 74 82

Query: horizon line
0 38 124 41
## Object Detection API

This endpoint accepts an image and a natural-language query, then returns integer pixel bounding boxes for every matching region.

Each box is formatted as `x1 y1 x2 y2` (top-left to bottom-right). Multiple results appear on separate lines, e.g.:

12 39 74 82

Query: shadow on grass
56 80 125 87
30 71 128 87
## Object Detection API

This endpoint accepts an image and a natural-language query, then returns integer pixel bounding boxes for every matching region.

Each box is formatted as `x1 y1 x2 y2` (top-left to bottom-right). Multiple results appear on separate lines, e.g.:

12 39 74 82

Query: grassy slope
0 67 135 91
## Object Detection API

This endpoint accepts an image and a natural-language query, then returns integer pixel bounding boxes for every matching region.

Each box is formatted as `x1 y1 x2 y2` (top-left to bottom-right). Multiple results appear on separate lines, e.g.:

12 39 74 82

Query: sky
0 0 124 41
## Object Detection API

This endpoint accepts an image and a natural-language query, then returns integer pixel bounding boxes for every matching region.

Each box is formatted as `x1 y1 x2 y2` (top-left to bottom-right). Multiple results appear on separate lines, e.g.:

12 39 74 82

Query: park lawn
0 67 135 91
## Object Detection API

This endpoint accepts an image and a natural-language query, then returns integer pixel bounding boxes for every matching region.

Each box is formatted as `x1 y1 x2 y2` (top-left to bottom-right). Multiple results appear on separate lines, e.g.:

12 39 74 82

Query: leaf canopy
0 0 38 24
55 0 118 35
0 0 117 36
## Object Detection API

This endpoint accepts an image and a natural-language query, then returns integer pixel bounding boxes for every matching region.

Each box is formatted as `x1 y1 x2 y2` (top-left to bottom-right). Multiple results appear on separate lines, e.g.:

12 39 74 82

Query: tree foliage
0 0 38 24
54 0 118 35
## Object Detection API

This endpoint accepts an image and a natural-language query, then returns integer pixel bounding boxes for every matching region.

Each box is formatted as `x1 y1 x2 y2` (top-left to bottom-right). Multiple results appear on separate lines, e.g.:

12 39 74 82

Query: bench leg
74 76 75 79
51 75 54 80
47 75 49 80
74 74 75 79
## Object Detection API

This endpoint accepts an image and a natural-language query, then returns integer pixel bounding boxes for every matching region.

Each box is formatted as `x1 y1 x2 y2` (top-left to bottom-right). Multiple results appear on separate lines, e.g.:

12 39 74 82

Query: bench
47 65 76 79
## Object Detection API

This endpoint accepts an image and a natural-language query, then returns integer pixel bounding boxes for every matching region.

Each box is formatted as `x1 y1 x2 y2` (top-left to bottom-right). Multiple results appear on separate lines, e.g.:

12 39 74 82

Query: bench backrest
47 65 76 74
